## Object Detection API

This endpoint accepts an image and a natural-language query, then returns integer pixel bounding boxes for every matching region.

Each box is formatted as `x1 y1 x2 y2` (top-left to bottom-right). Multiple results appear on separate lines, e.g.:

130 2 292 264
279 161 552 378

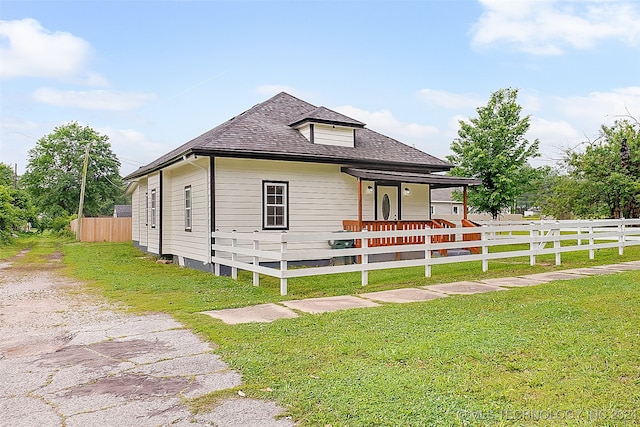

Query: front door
377 185 399 221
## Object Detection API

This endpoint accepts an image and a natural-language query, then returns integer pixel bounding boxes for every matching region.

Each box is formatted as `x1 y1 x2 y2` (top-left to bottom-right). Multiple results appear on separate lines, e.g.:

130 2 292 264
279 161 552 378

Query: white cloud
554 86 640 123
471 0 640 55
0 18 104 83
418 88 485 110
33 88 157 111
96 127 170 175
333 105 439 140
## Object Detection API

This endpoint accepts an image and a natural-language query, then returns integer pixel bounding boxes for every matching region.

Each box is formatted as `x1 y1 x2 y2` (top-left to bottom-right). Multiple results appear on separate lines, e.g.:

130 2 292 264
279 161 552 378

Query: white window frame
151 189 157 228
263 181 288 230
184 185 192 232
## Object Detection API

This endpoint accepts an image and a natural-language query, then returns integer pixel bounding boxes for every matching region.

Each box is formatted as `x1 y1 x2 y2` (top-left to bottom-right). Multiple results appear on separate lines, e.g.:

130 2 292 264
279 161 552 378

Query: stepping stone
594 263 640 271
281 295 379 314
359 288 447 303
479 277 544 287
200 303 298 325
422 281 506 295
520 271 586 282
562 267 619 276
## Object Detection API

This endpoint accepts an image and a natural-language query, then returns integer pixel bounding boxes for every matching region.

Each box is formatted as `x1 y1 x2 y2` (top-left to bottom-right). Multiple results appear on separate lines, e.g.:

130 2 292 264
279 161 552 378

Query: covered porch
341 168 482 255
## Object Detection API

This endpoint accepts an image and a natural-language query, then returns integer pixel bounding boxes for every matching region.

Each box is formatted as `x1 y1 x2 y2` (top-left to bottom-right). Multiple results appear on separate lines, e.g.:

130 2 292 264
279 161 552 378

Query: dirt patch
65 373 193 398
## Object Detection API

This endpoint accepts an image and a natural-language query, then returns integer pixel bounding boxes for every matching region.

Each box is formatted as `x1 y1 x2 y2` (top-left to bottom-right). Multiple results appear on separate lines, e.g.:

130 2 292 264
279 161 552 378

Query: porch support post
463 186 468 220
358 178 363 230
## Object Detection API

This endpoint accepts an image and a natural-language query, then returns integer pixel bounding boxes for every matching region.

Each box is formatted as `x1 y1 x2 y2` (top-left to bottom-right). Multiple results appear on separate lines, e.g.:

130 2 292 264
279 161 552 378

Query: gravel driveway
0 250 293 426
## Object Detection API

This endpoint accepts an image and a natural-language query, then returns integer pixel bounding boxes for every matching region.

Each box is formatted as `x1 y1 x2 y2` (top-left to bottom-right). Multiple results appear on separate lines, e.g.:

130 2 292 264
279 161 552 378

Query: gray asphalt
0 252 294 426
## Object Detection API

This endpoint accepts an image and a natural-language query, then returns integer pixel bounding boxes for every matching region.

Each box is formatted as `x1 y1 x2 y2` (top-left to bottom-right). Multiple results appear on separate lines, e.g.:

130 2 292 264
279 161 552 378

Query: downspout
159 171 163 256
358 177 363 230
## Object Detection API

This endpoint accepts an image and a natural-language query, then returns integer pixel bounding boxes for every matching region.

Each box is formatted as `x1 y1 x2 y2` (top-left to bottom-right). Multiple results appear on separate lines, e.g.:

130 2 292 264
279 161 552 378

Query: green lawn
4 236 639 426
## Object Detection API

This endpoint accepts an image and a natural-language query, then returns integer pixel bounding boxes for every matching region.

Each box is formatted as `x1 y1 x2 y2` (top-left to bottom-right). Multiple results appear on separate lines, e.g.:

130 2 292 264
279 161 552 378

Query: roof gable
125 92 451 180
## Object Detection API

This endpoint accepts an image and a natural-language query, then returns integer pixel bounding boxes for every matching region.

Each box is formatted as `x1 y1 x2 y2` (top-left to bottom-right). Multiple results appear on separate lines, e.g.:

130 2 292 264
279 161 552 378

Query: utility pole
77 144 91 241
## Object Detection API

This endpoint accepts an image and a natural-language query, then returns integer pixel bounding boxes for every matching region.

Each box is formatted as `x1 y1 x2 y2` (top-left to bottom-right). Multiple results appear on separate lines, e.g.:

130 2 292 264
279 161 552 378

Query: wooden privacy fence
70 217 132 242
212 219 640 295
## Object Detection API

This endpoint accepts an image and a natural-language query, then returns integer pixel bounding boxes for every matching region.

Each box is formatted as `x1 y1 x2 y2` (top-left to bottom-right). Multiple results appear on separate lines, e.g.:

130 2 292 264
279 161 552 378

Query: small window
263 181 288 230
151 189 157 228
430 205 435 216
184 185 192 231
453 206 459 215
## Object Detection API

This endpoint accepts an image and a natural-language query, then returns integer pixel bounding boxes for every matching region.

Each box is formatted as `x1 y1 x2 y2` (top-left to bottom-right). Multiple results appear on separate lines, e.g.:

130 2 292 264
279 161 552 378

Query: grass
29 237 638 426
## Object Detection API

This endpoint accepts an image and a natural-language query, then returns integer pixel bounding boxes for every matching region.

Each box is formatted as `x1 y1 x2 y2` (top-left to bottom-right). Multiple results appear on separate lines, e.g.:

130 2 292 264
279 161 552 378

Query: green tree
0 163 35 241
21 122 126 220
565 118 640 218
537 170 581 220
447 88 540 219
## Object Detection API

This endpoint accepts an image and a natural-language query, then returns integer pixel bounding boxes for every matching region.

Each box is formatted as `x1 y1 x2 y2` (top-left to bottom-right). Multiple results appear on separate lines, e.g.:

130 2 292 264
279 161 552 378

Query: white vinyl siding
146 173 161 254
400 184 431 220
162 159 210 263
215 158 369 235
298 124 312 142
312 124 354 147
131 178 149 247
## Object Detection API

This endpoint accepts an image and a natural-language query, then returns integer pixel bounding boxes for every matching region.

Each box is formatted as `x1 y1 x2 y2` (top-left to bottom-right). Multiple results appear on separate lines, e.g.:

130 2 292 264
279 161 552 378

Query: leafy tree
565 118 640 218
0 163 35 241
21 122 126 220
537 170 581 220
447 88 540 219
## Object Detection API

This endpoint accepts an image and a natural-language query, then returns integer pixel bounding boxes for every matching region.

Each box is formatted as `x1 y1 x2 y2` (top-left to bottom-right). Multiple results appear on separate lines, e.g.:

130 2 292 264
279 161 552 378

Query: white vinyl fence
211 219 640 295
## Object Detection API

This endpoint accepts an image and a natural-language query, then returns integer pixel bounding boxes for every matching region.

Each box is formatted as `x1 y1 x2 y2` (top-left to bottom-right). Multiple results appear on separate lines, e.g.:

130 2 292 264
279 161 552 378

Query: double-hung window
150 189 157 228
263 181 288 230
184 185 192 231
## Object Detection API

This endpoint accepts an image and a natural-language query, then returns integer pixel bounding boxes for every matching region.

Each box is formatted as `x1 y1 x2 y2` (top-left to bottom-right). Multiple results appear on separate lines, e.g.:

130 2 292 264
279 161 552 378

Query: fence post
529 222 537 266
619 218 625 256
361 229 369 286
253 230 260 287
588 221 595 260
554 220 561 266
424 229 431 278
213 230 220 276
231 230 238 280
482 226 489 272
280 232 288 296
577 219 582 246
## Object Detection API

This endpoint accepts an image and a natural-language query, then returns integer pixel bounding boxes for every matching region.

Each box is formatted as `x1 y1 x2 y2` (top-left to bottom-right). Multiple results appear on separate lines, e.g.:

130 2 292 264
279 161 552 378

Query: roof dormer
289 106 365 148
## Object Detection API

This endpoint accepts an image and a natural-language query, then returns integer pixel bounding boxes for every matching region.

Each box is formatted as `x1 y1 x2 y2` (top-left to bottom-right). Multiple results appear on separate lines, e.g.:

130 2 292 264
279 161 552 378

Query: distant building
113 205 132 218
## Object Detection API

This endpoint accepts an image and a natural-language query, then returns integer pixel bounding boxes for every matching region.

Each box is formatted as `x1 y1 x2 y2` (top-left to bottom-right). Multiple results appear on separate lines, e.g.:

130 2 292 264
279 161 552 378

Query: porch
342 219 481 256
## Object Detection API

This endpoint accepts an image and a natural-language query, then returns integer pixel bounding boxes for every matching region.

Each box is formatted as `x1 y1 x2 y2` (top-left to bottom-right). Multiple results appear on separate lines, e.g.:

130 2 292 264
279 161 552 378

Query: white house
124 92 479 271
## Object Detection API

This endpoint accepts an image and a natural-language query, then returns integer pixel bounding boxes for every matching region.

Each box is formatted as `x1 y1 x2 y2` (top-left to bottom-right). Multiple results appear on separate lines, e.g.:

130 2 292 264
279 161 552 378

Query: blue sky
2 0 639 176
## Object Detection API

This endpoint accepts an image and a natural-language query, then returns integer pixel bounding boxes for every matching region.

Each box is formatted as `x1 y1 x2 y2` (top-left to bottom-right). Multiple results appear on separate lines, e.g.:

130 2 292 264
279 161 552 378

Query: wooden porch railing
342 219 471 256
462 219 482 254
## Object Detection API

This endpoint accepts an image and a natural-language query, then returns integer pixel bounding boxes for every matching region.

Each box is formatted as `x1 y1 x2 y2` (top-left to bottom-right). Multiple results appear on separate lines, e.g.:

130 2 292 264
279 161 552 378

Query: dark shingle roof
125 92 451 180
113 204 132 217
288 106 366 128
